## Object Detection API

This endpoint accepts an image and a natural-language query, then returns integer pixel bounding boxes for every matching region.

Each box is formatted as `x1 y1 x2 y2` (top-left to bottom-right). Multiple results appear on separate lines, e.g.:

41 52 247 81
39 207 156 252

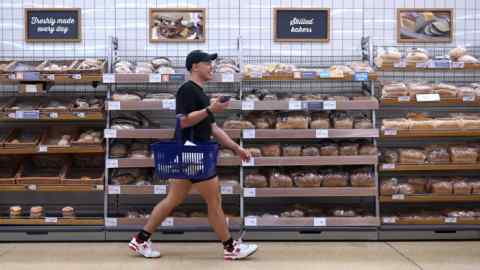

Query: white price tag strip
315 129 329 138
104 129 117 138
288 101 302 110
323 101 337 110
44 217 58 223
27 184 37 191
108 101 121 110
221 185 234 194
241 101 255 111
154 185 167 194
242 158 255 167
445 217 458 224
149 73 162 83
108 185 121 194
221 73 235 82
462 96 475 102
162 99 176 110
102 73 115 83
314 217 327 227
96 185 104 191
106 159 118 168
383 217 397 224
161 217 174 227
244 217 257 226
383 129 398 136
243 188 256 197
25 84 37 93
398 96 411 102
38 145 48 153
105 218 118 227
382 164 396 170
392 194 405 200
416 94 440 102
242 129 255 139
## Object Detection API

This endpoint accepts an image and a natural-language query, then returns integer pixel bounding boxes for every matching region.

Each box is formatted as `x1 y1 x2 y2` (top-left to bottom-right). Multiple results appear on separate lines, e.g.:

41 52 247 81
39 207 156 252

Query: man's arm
179 100 229 128
212 123 251 161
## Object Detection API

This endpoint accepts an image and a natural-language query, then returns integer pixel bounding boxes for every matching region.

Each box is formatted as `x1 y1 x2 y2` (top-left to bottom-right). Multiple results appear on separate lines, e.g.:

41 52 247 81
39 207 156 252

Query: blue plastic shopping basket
151 115 219 180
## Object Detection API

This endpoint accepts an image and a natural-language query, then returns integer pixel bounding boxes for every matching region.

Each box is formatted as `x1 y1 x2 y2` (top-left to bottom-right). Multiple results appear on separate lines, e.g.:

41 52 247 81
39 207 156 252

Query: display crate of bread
36 60 79 74
16 156 68 185
0 156 21 185
3 128 43 150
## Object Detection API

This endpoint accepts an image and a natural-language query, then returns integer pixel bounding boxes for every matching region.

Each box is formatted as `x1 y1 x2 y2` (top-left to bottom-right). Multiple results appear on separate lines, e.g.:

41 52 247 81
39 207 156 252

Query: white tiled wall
0 0 478 60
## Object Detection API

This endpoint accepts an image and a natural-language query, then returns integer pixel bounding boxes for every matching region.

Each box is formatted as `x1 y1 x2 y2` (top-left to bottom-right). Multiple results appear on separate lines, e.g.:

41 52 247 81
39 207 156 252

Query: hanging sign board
274 8 329 42
25 8 81 42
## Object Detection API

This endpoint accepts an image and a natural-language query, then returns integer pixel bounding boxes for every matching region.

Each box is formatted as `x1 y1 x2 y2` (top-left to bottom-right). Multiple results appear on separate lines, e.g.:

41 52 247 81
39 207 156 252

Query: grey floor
0 241 479 270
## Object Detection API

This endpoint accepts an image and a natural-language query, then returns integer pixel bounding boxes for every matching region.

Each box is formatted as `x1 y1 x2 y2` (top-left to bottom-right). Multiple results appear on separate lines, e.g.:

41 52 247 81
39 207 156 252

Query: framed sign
274 8 329 42
25 8 81 42
150 8 206 43
397 8 453 43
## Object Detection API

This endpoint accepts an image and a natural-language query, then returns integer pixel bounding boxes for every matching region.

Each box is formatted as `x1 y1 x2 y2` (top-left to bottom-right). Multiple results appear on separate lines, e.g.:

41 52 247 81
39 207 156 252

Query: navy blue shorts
189 174 217 184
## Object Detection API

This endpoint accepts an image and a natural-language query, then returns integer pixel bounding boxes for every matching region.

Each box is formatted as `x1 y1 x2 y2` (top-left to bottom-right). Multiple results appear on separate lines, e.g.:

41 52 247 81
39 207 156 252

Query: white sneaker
224 239 258 260
129 237 161 258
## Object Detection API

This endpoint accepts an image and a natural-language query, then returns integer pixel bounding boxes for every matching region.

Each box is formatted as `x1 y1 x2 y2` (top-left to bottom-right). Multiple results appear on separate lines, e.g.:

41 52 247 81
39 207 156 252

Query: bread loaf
430 180 453 195
332 112 353 129
382 118 410 130
219 149 235 158
381 82 408 98
354 118 373 129
359 144 378 155
302 146 320 156
269 172 293 188
425 145 450 163
399 149 426 164
453 180 471 195
406 48 429 62
339 143 359 156
276 112 308 129
222 119 255 129
245 173 268 188
408 177 426 193
434 118 462 129
261 144 281 157
380 178 398 195
282 145 302 157
449 47 467 60
310 112 330 129
382 149 399 163
471 181 480 194
320 143 339 156
245 147 262 157
350 168 374 187
292 171 322 187
397 183 415 195
322 170 349 187
449 146 478 163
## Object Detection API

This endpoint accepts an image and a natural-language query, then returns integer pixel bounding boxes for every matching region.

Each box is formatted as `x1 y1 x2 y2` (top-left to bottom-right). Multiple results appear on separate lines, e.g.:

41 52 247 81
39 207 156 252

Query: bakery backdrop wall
0 0 478 59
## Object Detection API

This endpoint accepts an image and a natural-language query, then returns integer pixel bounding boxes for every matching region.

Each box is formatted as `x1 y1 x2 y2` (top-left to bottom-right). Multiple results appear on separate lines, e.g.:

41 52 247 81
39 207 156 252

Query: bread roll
222 120 255 129
449 47 467 60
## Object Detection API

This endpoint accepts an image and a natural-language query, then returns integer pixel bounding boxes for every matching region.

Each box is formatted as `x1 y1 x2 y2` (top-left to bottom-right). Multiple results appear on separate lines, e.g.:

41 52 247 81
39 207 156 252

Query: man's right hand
208 99 230 113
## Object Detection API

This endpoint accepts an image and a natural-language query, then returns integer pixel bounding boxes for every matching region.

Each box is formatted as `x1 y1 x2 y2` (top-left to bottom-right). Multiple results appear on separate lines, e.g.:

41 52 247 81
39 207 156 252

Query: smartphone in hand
218 96 231 103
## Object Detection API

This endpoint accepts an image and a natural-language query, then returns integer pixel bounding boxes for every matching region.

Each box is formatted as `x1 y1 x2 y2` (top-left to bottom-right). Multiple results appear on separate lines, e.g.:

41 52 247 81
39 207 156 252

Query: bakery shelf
1 111 104 121
380 129 480 138
0 184 104 192
0 145 104 155
380 194 480 203
240 100 379 111
380 97 480 107
244 216 380 227
0 218 104 226
243 187 376 198
0 73 103 84
107 156 241 168
104 72 241 84
107 183 240 195
379 163 480 172
242 72 378 82
376 62 480 71
106 128 241 139
108 217 241 229
107 100 238 111
245 156 377 167
242 129 379 139
381 217 480 226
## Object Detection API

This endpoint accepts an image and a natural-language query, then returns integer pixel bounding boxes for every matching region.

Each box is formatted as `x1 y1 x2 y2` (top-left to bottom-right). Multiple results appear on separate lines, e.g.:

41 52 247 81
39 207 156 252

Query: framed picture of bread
149 8 206 43
397 9 453 43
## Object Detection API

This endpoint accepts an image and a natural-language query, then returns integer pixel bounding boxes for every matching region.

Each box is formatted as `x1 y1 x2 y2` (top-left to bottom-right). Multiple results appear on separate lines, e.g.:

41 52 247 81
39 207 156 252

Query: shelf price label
106 159 118 168
323 101 337 110
243 188 256 197
462 95 476 102
398 96 411 102
149 73 162 83
221 72 235 82
302 71 317 79
49 112 59 119
72 74 81 80
383 217 397 224
162 99 176 110
241 101 255 111
25 84 38 93
318 70 330 78
382 163 396 170
46 74 55 81
107 101 121 111
38 145 48 153
416 94 440 102
74 112 86 118
44 217 58 223
161 217 174 227
104 129 117 138
244 217 257 226
27 184 37 191
105 218 118 227
102 73 115 83
242 129 255 139
354 72 369 81
392 194 405 200
429 60 450 69
383 129 398 136
16 111 40 119
451 62 465 69
221 185 234 195
242 158 255 167
444 217 458 224
315 129 329 138
313 217 327 227
288 101 302 110
108 185 121 194
154 185 167 194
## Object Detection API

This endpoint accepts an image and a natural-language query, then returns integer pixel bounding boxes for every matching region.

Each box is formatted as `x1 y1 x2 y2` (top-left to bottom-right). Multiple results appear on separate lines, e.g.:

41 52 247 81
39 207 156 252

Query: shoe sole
128 243 161 259
224 247 258 260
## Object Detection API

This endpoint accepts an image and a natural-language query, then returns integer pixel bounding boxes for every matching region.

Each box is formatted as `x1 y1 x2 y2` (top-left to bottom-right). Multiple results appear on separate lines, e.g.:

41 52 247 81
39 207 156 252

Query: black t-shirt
175 80 215 142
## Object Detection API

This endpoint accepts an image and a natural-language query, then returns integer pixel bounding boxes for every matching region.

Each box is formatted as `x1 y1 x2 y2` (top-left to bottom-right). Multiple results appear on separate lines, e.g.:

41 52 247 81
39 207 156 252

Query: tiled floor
0 241 479 270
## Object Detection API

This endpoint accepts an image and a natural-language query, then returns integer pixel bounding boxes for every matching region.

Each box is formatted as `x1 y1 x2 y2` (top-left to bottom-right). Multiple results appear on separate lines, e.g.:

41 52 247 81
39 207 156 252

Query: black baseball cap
185 50 218 71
